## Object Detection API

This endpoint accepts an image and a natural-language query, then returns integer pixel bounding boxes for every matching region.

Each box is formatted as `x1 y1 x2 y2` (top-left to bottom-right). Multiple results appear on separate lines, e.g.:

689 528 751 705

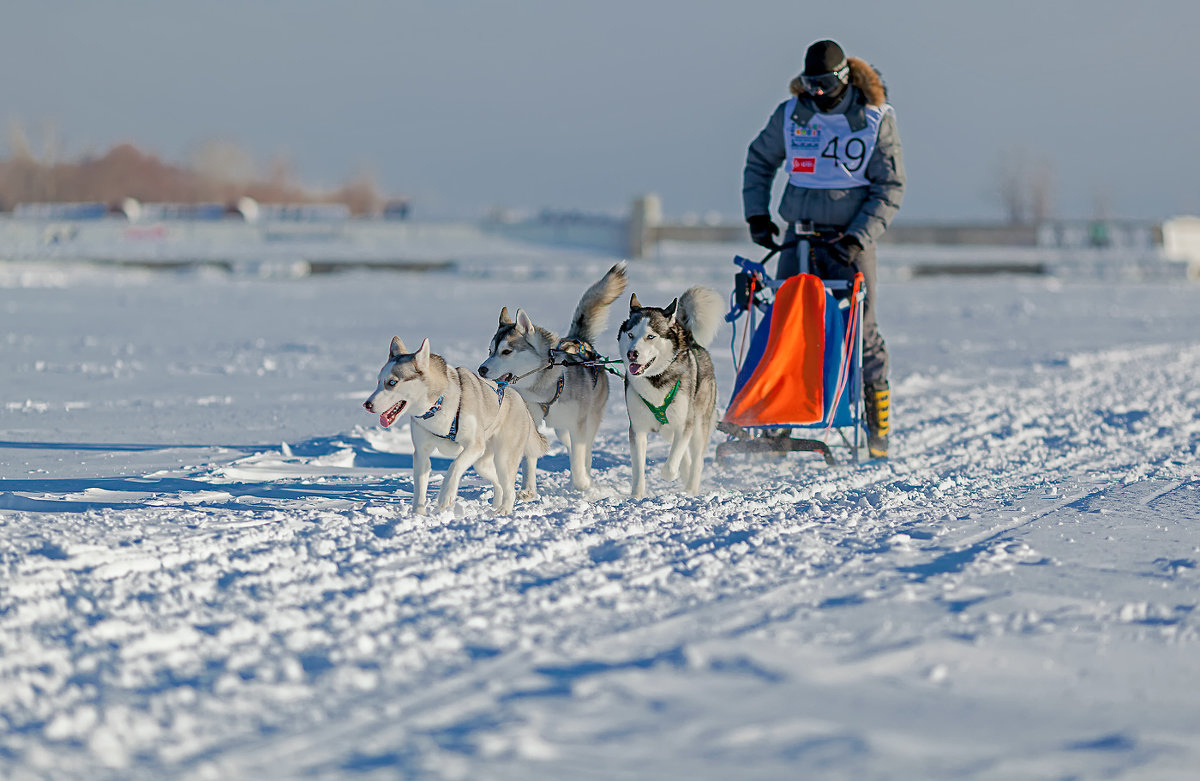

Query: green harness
640 379 681 425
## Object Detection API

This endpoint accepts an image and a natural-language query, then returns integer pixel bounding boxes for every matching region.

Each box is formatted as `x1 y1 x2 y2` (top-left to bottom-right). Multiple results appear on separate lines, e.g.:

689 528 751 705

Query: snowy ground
2 237 1199 780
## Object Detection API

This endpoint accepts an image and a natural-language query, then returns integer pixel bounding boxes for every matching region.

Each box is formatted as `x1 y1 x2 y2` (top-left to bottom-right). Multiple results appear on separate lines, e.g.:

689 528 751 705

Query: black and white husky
618 286 723 498
363 337 547 515
478 262 627 495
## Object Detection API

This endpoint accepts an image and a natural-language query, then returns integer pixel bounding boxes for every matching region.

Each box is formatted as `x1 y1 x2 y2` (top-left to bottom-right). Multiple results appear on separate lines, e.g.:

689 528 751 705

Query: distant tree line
0 124 387 216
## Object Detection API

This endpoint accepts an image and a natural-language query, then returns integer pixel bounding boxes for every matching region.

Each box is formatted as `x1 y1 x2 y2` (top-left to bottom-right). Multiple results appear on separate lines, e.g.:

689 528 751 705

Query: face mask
811 81 848 111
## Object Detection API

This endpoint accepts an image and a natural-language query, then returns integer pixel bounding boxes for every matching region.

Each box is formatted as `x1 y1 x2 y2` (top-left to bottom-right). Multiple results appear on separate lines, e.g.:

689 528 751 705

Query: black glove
826 234 863 266
746 215 779 249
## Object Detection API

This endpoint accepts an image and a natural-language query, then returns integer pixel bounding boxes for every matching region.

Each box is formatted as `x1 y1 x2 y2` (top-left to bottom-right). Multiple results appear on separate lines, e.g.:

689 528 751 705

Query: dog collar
640 379 681 425
417 396 443 419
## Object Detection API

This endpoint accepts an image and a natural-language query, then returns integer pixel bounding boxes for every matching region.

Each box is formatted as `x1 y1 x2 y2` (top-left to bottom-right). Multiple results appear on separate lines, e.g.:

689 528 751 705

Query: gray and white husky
618 286 723 498
478 261 627 495
363 337 547 515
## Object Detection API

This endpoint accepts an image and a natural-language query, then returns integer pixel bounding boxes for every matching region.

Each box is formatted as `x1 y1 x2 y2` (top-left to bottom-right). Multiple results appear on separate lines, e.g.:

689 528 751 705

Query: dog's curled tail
678 286 724 348
565 261 628 345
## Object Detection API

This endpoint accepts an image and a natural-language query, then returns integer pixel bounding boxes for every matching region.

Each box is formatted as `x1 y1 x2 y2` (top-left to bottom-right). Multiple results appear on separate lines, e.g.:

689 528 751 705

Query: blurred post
1161 216 1200 281
628 193 662 259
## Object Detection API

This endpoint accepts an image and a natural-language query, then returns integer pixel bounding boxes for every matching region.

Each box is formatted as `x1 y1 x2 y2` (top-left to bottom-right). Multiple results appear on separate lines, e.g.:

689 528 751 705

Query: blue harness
416 395 458 441
417 382 507 442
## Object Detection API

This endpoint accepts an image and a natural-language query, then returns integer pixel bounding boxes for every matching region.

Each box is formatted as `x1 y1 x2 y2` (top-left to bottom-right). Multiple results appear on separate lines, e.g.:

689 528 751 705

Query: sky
2 0 1198 223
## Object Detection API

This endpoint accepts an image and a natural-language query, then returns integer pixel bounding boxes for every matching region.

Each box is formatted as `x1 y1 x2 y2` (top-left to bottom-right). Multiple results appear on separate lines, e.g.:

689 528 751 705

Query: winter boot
864 380 890 459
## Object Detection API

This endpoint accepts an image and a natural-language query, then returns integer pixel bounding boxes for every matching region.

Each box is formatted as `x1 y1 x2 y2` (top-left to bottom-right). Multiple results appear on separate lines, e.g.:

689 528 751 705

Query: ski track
2 333 1198 778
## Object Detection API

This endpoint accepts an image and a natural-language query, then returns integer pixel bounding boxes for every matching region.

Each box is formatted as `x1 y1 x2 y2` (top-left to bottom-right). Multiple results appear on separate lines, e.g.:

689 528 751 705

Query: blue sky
2 1 1196 222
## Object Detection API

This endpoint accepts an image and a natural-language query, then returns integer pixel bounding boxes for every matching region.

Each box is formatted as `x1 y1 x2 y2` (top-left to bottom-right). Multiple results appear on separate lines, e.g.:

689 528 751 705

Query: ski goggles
800 63 849 95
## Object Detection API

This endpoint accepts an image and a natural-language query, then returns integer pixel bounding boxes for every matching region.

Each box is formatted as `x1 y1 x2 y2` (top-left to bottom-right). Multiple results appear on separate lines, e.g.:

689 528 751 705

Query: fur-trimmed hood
789 57 887 106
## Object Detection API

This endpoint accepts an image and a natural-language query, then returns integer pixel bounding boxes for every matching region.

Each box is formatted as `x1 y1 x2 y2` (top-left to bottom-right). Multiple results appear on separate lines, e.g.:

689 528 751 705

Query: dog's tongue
379 402 405 428
629 362 644 376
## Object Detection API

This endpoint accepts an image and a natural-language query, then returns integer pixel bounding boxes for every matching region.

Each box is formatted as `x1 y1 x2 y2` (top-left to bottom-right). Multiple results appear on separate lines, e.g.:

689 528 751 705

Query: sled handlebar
757 238 799 263
726 254 864 322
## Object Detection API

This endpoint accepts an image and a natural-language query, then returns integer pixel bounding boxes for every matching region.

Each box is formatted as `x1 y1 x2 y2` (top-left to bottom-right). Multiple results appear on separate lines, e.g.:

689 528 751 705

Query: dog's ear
664 298 678 322
390 336 407 358
514 308 534 335
414 338 431 371
629 293 641 310
498 306 513 326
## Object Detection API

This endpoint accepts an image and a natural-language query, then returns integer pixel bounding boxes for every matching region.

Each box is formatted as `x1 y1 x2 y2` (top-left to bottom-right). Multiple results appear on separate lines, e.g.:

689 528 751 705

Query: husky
617 286 723 498
478 261 627 495
363 337 548 515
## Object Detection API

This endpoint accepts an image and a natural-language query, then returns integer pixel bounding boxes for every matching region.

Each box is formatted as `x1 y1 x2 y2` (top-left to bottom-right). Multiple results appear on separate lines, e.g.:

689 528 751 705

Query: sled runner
716 235 866 466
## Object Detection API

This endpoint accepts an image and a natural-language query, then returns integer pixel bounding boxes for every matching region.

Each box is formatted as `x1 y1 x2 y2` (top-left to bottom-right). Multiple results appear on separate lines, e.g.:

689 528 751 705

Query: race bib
784 97 889 189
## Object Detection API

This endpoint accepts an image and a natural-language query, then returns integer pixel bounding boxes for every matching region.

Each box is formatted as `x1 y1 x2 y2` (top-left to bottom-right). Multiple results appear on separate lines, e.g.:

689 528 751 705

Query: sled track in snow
2 342 1199 777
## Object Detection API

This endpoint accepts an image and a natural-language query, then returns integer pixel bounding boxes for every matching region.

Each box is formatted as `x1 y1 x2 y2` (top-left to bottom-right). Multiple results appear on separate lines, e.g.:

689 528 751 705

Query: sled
716 236 866 466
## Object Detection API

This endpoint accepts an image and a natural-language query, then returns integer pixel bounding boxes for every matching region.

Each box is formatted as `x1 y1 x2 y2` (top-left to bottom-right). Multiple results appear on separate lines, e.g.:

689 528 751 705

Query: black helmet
800 39 850 98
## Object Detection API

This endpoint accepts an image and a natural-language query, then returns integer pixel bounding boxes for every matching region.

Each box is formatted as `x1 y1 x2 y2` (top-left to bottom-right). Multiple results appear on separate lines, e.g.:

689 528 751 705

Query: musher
742 38 905 459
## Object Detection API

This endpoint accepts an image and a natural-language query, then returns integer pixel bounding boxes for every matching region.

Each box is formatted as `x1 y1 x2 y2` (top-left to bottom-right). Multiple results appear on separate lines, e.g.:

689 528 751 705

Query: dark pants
778 226 889 385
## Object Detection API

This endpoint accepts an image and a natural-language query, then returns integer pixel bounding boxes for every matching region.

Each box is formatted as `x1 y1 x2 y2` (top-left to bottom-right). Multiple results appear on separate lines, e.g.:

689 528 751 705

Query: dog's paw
661 463 679 481
517 487 539 502
570 477 592 492
413 503 427 516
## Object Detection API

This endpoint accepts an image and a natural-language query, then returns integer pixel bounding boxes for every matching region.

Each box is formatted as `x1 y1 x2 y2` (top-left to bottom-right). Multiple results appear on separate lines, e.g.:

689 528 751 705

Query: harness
539 373 566 417
640 379 681 425
551 339 624 383
490 338 623 418
633 344 701 425
417 380 506 442
416 395 459 441
493 359 558 416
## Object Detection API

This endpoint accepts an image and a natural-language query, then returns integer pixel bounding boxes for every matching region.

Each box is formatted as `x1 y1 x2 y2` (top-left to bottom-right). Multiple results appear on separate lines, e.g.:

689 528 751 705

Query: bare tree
1090 182 1114 221
333 171 384 216
1028 163 1053 224
190 139 257 192
996 150 1027 225
994 146 1054 225
6 120 33 160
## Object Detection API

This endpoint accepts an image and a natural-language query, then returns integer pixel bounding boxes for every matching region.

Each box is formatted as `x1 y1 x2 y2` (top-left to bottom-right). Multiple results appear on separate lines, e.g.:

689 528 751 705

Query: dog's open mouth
379 401 406 428
628 361 647 376
497 372 515 383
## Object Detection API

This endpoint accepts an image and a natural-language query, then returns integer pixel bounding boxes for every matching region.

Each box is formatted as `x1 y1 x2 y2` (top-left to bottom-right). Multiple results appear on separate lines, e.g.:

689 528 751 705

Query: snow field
2 244 1199 779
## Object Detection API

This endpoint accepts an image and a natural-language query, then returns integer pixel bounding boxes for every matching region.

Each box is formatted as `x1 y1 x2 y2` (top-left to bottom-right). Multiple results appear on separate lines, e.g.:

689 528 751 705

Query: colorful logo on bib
791 157 816 174
791 124 820 150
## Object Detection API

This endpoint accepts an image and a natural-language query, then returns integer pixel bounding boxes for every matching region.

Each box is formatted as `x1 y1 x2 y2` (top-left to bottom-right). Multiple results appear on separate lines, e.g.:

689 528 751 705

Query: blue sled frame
716 242 867 466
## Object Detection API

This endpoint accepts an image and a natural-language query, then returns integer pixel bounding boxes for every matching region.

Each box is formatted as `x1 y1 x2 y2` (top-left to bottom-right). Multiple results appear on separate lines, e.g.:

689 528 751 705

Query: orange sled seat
723 273 828 427
719 262 865 464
